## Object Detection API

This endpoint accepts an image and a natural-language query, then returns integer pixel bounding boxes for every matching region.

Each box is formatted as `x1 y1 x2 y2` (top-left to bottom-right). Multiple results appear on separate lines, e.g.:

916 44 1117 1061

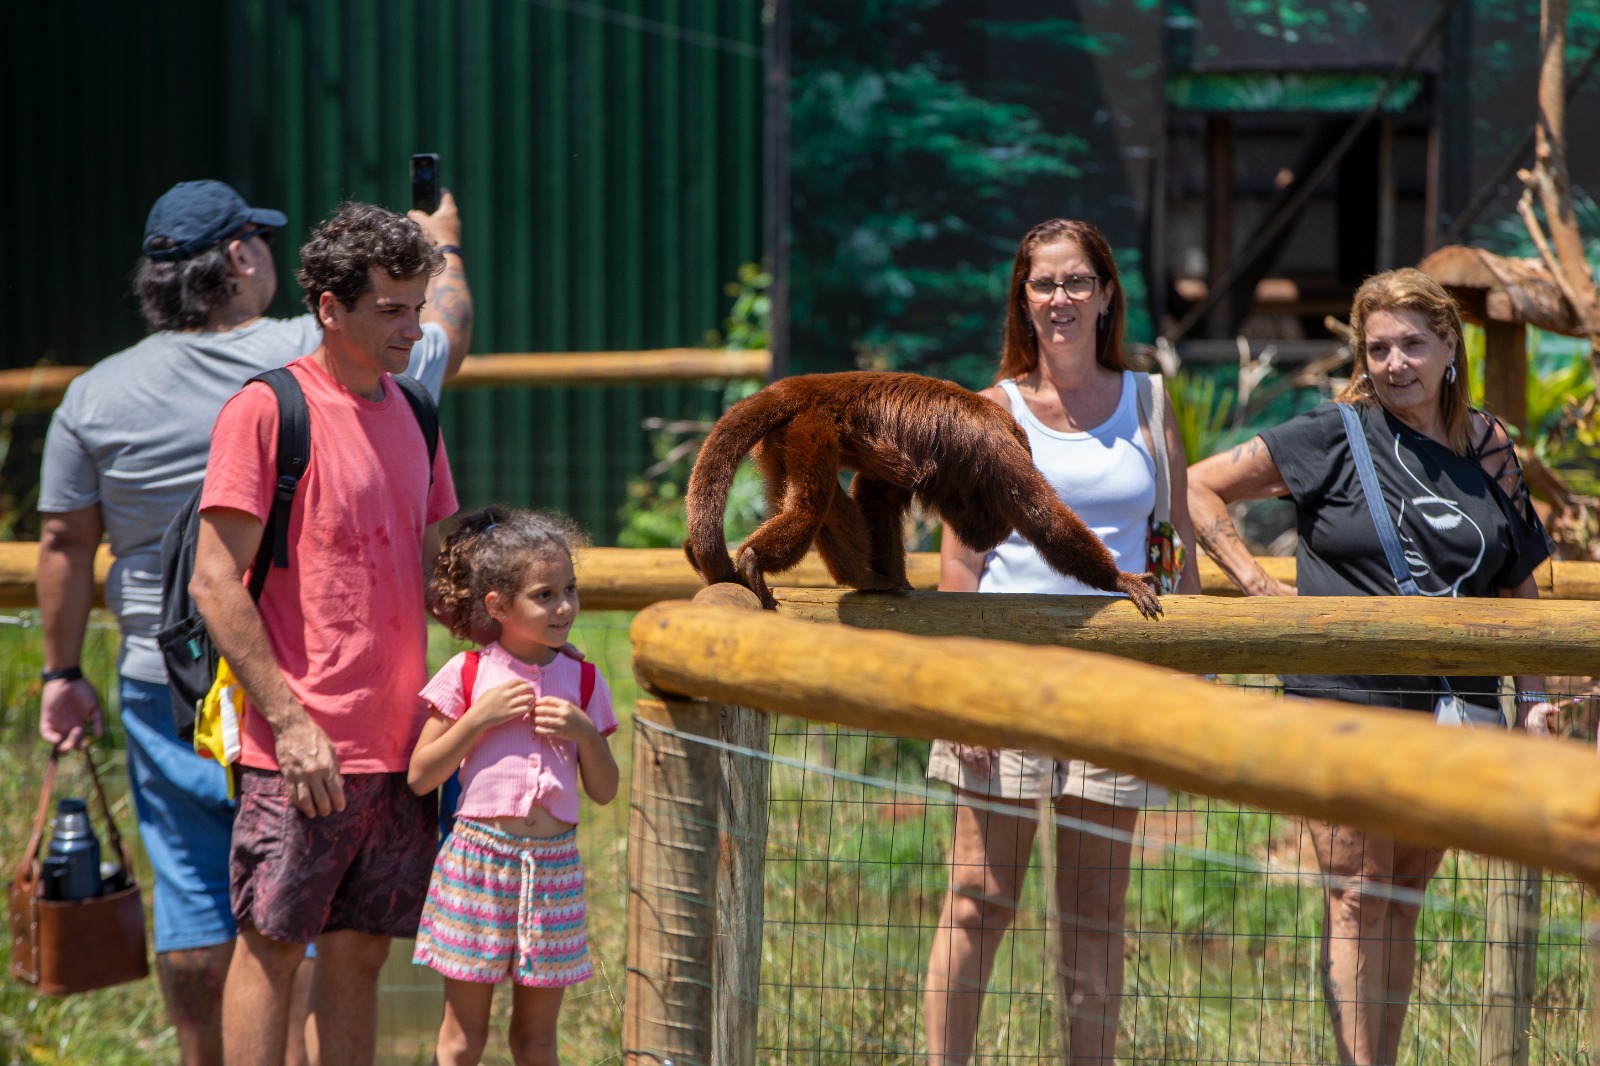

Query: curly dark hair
431 506 588 643
296 202 443 318
132 239 234 332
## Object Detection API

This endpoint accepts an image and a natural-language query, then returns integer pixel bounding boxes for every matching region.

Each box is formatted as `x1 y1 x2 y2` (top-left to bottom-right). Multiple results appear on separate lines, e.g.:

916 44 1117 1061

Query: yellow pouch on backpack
194 657 245 799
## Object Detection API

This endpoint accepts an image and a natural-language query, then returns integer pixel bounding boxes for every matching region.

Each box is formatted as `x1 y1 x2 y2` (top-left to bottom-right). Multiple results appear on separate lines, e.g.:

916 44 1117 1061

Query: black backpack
155 368 440 742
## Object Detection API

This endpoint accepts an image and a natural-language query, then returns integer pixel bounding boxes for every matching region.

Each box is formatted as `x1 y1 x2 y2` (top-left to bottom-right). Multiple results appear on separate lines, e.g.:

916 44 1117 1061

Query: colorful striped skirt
412 819 592 987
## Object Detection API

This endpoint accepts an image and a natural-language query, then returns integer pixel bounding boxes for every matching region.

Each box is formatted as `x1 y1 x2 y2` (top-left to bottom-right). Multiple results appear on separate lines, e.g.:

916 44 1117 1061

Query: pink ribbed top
418 643 616 825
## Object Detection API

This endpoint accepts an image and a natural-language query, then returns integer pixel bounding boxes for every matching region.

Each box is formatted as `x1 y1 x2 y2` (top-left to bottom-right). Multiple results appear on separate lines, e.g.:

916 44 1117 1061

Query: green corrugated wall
1 0 763 542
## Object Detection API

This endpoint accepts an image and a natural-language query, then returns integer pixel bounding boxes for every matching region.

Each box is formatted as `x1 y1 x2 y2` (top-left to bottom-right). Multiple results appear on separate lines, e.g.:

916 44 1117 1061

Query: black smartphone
410 153 441 214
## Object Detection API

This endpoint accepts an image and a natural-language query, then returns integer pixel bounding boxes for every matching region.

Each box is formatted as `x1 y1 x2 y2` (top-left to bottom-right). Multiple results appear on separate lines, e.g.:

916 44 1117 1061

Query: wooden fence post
624 697 720 1065
625 583 769 1066
1591 910 1600 1066
1478 861 1541 1066
1479 687 1542 1066
713 699 769 1064
692 583 769 1066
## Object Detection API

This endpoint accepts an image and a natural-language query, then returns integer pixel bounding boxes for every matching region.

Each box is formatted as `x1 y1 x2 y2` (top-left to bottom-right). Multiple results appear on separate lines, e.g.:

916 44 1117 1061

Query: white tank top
980 373 1156 596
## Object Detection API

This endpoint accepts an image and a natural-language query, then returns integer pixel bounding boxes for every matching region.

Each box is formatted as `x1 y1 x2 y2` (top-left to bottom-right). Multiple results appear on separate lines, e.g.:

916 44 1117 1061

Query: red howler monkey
683 371 1163 617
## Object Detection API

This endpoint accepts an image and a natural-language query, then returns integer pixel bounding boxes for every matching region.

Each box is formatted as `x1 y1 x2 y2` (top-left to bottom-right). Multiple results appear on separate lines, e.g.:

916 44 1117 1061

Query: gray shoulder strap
1336 402 1420 596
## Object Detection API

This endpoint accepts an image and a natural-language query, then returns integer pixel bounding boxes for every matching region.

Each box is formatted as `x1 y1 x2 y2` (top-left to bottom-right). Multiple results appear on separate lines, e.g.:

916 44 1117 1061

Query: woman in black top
1187 268 1555 1065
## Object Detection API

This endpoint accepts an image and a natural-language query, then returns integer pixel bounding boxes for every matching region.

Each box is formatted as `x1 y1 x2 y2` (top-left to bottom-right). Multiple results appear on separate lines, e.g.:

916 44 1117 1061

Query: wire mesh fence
632 674 1600 1065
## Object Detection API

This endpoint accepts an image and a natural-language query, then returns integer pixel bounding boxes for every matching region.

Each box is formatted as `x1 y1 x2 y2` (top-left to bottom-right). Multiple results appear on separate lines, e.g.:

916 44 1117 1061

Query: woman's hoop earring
1445 363 1457 384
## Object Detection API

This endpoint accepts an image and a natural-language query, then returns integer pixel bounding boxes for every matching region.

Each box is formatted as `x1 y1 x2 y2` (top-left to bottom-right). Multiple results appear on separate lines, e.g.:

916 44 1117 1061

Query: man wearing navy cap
35 180 472 1065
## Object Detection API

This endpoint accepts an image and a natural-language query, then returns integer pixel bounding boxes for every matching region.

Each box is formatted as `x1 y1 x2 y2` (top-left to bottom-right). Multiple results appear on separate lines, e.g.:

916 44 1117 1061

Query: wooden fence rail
628 597 1600 889
3 542 1598 610
773 588 1598 676
622 594 1600 1066
0 348 772 413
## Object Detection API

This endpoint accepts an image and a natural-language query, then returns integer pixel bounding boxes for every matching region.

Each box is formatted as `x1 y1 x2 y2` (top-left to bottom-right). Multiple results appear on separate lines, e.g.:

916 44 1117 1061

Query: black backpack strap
246 368 311 599
391 373 441 485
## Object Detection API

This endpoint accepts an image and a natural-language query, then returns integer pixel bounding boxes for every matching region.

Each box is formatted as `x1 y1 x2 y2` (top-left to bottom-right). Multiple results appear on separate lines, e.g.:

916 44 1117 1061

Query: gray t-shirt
38 314 452 684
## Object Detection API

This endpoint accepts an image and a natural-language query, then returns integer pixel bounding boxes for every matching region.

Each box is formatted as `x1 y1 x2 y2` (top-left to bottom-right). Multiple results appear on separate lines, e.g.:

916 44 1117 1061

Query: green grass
0 616 175 1064
1 615 1594 1064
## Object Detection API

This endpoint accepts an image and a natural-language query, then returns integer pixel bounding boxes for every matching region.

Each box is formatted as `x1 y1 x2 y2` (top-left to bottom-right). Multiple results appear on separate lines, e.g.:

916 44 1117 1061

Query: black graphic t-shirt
1260 401 1552 711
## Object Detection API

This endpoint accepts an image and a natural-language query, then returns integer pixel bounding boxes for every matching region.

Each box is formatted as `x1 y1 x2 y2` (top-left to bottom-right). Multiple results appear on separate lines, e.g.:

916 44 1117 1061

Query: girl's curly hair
430 506 588 642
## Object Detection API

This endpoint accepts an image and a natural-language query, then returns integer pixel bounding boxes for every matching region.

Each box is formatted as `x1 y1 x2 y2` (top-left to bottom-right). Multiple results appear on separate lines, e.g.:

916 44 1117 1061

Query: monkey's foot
849 571 913 594
1116 572 1164 620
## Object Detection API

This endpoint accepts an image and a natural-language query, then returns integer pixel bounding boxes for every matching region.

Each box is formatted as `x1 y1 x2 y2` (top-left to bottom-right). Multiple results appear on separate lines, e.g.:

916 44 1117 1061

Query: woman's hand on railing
1520 700 1562 738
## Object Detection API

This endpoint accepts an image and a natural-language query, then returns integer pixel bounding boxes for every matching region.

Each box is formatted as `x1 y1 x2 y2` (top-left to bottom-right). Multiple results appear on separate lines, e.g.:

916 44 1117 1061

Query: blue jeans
119 676 237 953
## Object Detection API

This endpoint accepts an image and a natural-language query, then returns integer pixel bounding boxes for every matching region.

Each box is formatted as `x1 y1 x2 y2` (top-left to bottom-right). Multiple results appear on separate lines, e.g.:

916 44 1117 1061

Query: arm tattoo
426 262 473 333
1198 516 1244 551
1228 438 1264 466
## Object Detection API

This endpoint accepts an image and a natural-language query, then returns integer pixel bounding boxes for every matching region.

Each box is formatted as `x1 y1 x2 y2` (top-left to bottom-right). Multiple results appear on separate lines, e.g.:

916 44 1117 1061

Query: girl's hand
531 696 599 742
465 679 537 729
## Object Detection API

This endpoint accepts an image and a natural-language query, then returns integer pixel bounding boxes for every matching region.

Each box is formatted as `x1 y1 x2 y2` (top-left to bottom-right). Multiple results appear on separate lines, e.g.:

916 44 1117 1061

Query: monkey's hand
1115 572 1163 620
734 547 779 611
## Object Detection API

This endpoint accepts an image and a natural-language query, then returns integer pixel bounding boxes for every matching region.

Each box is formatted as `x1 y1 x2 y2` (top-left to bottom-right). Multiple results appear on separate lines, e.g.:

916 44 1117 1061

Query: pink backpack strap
579 660 596 710
461 650 481 707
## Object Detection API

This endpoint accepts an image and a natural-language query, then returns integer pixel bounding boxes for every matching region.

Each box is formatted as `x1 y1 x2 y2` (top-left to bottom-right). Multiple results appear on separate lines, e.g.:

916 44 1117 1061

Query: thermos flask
44 798 102 901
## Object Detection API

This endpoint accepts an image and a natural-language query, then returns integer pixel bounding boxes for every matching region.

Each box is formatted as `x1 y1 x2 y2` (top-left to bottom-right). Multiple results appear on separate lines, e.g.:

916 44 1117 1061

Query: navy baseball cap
142 180 287 261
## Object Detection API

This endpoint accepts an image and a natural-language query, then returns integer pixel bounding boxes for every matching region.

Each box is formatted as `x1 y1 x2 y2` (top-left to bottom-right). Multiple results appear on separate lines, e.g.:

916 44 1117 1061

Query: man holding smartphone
35 179 472 1066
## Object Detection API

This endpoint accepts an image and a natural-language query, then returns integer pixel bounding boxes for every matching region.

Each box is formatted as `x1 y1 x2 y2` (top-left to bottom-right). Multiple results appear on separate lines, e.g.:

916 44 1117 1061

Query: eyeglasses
235 225 274 246
1022 274 1107 302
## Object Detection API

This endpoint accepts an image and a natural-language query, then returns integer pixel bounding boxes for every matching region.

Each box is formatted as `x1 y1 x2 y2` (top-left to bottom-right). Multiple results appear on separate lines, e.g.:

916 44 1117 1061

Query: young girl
409 506 620 1066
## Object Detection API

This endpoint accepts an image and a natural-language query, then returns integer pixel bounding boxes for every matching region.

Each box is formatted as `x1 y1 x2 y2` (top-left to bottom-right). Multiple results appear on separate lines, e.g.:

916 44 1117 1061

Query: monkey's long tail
683 387 800 587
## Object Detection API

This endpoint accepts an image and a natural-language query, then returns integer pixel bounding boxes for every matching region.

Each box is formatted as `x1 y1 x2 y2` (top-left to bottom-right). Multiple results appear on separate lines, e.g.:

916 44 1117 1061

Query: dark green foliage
791 0 1096 382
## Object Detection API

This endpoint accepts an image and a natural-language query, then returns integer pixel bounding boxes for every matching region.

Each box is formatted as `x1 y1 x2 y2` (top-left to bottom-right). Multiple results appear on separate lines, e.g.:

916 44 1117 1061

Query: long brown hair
1336 267 1473 454
996 219 1127 384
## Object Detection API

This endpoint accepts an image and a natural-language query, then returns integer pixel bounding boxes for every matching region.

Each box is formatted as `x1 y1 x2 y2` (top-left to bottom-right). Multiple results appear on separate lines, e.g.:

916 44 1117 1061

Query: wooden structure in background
1420 246 1554 434
1421 0 1600 437
0 348 772 414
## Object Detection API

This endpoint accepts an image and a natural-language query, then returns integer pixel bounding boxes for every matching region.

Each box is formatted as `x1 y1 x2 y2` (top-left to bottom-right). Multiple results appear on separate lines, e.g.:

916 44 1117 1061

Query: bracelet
436 243 463 260
40 665 83 684
1515 692 1552 703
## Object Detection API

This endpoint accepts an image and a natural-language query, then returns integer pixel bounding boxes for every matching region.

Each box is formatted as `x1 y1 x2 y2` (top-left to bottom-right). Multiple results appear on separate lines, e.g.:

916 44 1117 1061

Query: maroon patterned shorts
230 769 436 943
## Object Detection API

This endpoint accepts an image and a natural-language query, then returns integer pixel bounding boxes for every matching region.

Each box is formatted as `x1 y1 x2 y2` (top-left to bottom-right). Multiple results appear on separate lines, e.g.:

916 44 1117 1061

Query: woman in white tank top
923 220 1198 1064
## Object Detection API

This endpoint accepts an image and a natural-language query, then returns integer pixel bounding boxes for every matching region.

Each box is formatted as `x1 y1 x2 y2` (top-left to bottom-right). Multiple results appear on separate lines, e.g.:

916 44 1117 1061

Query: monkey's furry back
683 371 1036 587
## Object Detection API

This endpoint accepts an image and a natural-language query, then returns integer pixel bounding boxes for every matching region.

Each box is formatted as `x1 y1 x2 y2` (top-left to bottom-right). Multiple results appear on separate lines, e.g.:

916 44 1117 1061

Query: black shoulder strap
391 373 441 485
246 368 311 599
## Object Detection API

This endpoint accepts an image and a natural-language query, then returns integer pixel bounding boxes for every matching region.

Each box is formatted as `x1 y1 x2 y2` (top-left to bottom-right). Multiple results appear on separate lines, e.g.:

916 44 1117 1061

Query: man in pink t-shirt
191 203 459 1066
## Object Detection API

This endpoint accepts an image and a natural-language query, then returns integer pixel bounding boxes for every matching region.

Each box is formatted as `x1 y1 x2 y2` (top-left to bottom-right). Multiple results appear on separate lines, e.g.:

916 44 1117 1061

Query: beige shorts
926 741 1167 811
